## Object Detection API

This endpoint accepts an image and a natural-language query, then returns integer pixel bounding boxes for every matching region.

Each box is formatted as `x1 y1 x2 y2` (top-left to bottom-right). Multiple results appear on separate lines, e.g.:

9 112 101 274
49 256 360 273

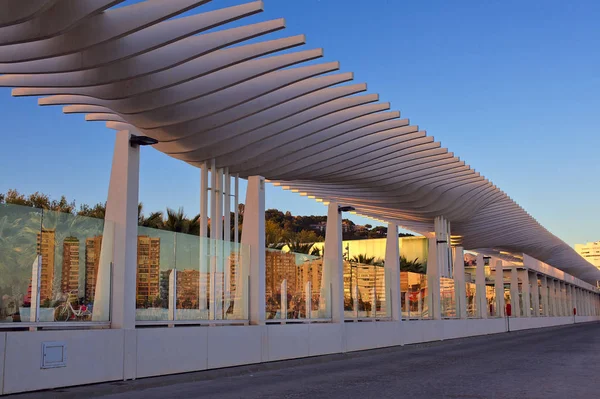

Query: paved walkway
13 322 600 399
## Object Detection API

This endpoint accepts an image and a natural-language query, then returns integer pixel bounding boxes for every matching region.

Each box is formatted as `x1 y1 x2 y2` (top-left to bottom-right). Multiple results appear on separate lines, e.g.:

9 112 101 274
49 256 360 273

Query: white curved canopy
2 0 598 284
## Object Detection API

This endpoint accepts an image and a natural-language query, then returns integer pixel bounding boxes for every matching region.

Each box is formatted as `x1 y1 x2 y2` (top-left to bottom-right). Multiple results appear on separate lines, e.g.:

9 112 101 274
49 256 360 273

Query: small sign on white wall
41 341 67 369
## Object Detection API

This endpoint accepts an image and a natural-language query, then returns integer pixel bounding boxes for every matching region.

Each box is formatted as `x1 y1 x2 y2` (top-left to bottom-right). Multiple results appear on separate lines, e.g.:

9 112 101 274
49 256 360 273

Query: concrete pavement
12 322 600 399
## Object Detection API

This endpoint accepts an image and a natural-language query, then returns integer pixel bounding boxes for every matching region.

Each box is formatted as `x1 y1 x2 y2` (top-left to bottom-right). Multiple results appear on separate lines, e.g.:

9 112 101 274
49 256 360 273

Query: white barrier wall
2 316 599 395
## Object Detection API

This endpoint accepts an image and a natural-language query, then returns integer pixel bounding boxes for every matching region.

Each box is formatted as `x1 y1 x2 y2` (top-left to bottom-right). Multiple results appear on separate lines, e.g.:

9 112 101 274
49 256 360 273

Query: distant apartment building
265 250 298 298
136 235 161 306
61 236 80 294
575 241 600 269
85 236 103 301
36 228 55 301
177 269 200 308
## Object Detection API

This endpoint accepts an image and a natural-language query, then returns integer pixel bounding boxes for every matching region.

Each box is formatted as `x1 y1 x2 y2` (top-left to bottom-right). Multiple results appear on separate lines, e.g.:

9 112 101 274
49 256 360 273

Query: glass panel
400 272 409 319
440 277 456 318
265 249 321 320
343 261 356 318
135 227 174 321
420 273 429 319
466 282 477 317
377 267 390 318
342 261 387 319
486 285 496 317
224 239 250 320
0 204 43 323
39 209 108 322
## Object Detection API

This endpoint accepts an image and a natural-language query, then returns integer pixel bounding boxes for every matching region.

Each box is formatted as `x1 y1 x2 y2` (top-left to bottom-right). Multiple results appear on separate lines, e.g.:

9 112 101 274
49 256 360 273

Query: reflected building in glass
61 236 80 295
136 236 161 306
265 250 297 299
177 269 200 308
85 236 103 302
36 228 56 301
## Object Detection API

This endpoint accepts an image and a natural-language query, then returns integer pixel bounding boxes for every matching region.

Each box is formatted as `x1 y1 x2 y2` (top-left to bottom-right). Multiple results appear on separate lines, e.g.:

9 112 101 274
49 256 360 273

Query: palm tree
287 240 315 254
400 256 426 274
351 254 376 265
164 207 188 233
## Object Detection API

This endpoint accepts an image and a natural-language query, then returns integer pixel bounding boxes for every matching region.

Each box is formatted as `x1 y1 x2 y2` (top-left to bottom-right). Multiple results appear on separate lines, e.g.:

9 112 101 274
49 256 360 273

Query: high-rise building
61 236 80 295
575 241 600 269
85 236 103 301
177 269 200 308
265 250 298 299
36 228 56 301
136 235 161 306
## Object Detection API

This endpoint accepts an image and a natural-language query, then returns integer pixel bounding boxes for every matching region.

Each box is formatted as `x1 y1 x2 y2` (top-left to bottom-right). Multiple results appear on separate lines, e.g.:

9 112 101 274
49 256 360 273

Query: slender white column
385 223 401 321
520 269 531 317
510 267 520 317
321 202 344 322
494 260 504 317
168 269 177 322
209 161 217 319
573 287 578 317
29 256 42 324
453 246 467 319
223 168 231 315
529 273 539 317
426 237 441 319
200 163 209 237
199 163 209 312
241 176 266 325
475 254 487 319
223 169 231 242
95 130 139 329
305 282 312 319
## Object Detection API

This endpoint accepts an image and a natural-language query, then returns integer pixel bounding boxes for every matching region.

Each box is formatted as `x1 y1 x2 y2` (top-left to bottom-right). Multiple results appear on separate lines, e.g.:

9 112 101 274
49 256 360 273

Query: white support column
94 130 139 329
223 169 231 317
321 202 344 322
475 254 487 319
200 163 209 238
241 176 266 325
209 160 217 319
199 163 209 313
510 267 520 317
520 269 531 317
453 246 467 319
385 223 401 321
426 237 441 319
573 287 578 317
494 260 504 317
529 273 539 317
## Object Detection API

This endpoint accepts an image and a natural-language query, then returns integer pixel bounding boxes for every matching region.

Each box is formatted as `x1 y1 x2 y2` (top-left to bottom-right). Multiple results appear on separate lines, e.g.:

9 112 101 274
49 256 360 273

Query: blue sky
1 0 598 246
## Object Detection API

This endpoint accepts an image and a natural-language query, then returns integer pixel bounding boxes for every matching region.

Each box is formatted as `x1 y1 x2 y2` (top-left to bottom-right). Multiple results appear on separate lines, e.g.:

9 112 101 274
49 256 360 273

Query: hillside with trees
0 189 413 245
